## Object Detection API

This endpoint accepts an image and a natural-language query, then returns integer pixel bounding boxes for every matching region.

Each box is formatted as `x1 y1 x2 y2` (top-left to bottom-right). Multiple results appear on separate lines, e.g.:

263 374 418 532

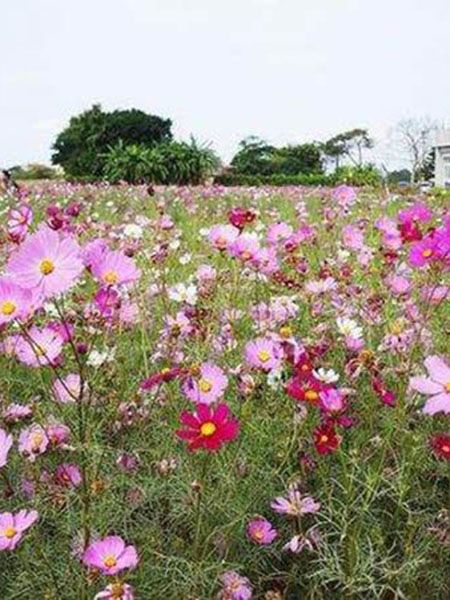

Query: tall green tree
52 104 172 179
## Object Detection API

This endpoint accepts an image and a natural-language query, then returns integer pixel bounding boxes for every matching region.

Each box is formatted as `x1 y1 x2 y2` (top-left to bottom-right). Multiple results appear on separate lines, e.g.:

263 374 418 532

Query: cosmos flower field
0 182 449 599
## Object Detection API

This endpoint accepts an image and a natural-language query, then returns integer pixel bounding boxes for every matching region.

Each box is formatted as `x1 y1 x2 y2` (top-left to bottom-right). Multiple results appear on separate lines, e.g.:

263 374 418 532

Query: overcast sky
1 0 449 168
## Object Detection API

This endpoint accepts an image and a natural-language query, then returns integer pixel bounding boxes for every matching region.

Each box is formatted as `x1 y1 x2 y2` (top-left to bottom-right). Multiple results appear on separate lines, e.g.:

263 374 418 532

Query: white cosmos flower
168 283 198 305
179 254 192 265
123 224 143 239
336 317 363 339
87 348 116 367
313 368 339 384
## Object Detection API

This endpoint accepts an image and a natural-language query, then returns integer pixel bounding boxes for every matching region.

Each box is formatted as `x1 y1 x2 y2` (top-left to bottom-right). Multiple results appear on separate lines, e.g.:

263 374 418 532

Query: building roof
435 130 450 147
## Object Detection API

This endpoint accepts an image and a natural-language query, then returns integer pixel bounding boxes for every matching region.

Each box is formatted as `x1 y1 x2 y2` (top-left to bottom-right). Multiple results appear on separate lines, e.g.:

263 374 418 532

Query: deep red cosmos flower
399 221 423 243
140 367 186 391
313 423 341 455
176 403 239 452
372 376 396 407
286 374 327 405
228 207 256 230
430 434 450 461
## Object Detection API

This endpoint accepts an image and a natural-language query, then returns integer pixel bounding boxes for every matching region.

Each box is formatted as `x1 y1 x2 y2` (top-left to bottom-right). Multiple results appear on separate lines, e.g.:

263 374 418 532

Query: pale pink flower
0 429 13 468
0 510 38 551
7 204 33 242
91 249 141 287
18 424 49 461
245 337 281 371
246 518 277 545
208 224 240 251
15 326 64 367
94 583 135 600
0 278 34 325
182 363 228 405
6 226 83 299
52 374 82 404
82 535 139 575
410 356 450 415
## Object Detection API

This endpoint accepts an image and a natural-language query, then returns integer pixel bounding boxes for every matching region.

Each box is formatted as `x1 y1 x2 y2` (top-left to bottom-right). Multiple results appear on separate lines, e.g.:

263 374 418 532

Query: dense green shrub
10 163 58 180
103 140 220 185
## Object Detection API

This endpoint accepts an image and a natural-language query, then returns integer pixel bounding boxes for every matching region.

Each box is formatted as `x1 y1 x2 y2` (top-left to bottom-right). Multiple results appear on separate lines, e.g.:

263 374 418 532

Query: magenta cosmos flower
15 326 64 367
55 463 82 488
0 509 38 551
91 249 141 287
82 535 139 576
0 278 34 325
246 518 277 545
6 226 84 299
410 355 450 415
182 362 228 405
176 403 239 452
245 337 281 371
0 429 13 468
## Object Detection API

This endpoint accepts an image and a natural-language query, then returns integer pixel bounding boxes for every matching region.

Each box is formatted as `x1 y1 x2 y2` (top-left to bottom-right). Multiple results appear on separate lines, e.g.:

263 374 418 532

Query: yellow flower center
103 270 119 285
390 321 403 335
446 382 450 393
442 444 450 454
198 378 213 393
103 555 118 568
252 528 264 541
319 434 329 444
3 527 17 539
40 258 55 275
305 390 319 402
422 248 433 258
111 583 125 599
279 326 293 339
161 367 171 375
1 301 16 316
31 432 44 450
200 422 216 437
241 250 252 261
257 350 271 363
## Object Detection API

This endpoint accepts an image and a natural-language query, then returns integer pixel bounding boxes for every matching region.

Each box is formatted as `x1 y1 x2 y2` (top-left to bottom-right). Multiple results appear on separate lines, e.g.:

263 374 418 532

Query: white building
434 130 450 187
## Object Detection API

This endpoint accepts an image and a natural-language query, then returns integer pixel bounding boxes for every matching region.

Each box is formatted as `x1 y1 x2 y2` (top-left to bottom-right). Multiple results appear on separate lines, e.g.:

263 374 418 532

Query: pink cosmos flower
91 249 141 287
246 518 277 545
410 356 450 415
18 424 49 461
0 278 33 325
271 489 320 517
0 510 38 551
182 362 228 405
228 233 260 262
267 222 293 245
94 583 135 600
82 238 109 268
53 373 82 404
219 571 253 600
7 204 33 242
55 463 82 487
332 185 357 209
6 226 84 299
46 422 71 447
82 535 139 575
0 429 13 468
245 337 281 371
386 274 411 296
342 224 364 251
2 403 33 423
15 326 64 367
208 224 240 251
